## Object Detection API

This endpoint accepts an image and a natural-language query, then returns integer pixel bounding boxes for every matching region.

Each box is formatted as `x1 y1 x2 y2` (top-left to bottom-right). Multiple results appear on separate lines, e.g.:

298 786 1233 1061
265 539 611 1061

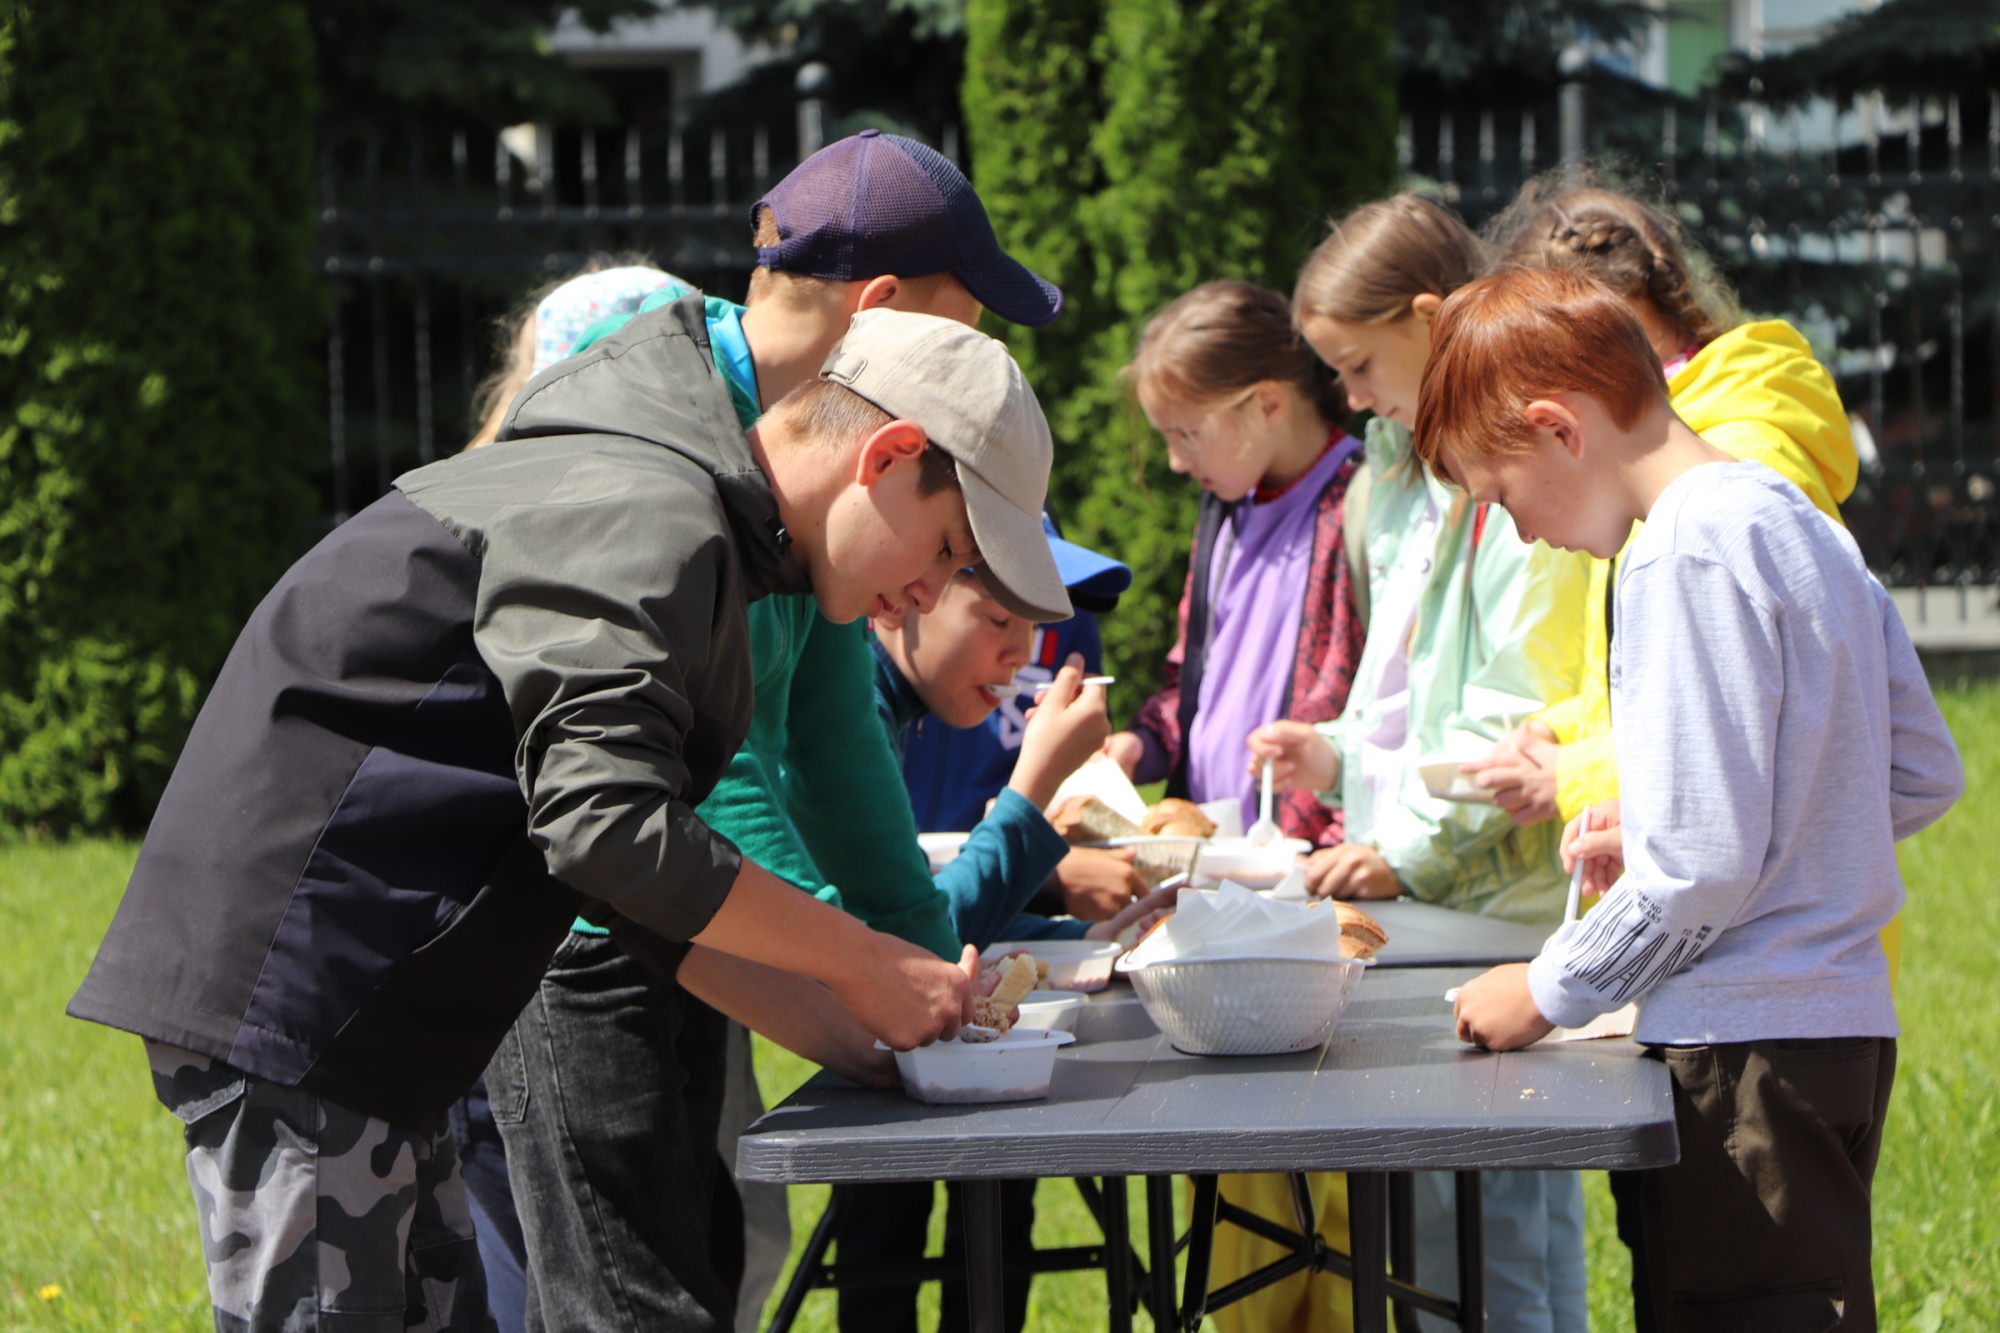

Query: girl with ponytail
1234 195 1595 1333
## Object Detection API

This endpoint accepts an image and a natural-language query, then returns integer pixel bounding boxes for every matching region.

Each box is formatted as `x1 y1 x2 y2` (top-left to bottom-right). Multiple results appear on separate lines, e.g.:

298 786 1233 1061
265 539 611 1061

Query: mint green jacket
1316 419 1593 925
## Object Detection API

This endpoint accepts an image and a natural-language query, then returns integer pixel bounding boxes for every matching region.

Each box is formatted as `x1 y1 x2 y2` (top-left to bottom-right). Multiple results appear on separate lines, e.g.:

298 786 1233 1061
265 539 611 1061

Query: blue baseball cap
753 129 1063 328
1044 516 1130 616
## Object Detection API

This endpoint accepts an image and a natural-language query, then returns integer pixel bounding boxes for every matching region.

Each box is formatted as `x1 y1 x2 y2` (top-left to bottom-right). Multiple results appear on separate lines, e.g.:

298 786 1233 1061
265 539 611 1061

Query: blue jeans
1413 1170 1587 1333
485 931 741 1333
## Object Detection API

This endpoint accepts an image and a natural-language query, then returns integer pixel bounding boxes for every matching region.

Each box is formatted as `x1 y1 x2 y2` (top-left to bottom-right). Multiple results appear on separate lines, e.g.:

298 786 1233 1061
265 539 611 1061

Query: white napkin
1044 753 1150 829
1199 798 1244 839
1123 881 1347 967
1267 865 1312 902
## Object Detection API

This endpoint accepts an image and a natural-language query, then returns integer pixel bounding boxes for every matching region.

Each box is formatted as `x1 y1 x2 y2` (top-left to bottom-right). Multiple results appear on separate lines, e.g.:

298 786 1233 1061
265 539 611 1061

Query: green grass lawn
5 682 1997 1332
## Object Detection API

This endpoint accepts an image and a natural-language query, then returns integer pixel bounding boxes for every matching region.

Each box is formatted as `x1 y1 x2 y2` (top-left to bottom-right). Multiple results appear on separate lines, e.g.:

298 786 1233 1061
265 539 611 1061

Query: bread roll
973 953 1042 1031
1049 795 1144 844
1140 798 1217 839
1331 901 1388 960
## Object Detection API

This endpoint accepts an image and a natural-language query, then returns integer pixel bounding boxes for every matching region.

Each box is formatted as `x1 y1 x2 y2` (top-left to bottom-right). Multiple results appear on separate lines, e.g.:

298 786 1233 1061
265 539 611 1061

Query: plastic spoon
1032 675 1114 695
1247 757 1280 846
1562 804 1594 925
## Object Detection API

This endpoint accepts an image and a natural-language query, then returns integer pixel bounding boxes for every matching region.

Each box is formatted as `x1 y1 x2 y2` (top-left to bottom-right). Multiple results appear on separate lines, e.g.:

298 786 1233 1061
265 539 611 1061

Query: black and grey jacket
69 295 808 1132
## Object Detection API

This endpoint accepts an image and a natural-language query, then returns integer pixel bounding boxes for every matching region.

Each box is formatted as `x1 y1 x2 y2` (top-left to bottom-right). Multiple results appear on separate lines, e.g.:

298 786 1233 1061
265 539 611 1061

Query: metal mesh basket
1083 836 1203 887
1127 955 1367 1056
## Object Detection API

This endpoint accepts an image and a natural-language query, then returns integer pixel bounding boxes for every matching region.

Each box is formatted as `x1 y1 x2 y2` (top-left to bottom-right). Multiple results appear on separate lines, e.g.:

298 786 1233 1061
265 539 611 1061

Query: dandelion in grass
37 1284 63 1301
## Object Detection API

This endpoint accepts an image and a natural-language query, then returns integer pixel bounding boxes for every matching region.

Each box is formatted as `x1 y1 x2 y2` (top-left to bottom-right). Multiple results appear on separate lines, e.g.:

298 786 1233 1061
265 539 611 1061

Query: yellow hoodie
1536 318 1858 819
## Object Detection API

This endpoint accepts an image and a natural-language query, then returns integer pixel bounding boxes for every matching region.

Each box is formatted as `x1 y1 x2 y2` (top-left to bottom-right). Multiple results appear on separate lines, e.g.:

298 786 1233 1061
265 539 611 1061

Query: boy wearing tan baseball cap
791 306 1072 625
70 288 1066 1331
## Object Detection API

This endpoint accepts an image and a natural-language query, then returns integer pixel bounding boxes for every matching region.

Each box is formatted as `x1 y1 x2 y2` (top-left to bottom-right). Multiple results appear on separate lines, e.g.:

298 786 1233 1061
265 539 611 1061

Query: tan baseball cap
819 309 1073 623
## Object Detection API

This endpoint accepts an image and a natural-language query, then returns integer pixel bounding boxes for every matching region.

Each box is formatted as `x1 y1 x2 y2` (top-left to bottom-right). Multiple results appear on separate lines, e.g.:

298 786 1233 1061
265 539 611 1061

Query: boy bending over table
66 303 1069 1332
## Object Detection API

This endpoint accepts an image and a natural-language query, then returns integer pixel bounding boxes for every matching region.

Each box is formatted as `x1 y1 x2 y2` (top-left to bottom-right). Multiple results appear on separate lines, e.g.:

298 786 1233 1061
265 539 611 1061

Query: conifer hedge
0 2 319 834
964 0 1397 719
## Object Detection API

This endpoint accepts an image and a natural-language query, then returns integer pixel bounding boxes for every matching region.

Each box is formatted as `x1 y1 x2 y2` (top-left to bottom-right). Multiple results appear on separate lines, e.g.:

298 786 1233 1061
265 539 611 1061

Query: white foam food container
980 940 1123 993
917 831 973 871
1012 990 1088 1032
1418 759 1494 804
1194 836 1313 891
880 1029 1078 1104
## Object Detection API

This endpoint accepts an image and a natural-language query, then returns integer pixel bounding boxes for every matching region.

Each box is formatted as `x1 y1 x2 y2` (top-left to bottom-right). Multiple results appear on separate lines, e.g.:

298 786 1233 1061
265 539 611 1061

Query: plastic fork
1246 757 1280 845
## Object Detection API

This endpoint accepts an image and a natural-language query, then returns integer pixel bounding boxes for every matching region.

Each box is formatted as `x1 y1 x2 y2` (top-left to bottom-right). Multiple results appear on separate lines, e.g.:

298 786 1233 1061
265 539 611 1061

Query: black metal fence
316 80 2000 606
316 117 796 524
1407 80 2000 598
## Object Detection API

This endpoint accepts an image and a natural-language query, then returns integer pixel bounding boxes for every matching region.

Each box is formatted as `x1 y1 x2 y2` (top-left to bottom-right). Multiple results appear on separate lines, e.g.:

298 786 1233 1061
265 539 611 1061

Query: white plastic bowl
1012 990 1088 1032
917 831 973 870
980 940 1123 993
1126 954 1367 1056
1195 837 1313 891
884 1029 1078 1104
1418 760 1493 804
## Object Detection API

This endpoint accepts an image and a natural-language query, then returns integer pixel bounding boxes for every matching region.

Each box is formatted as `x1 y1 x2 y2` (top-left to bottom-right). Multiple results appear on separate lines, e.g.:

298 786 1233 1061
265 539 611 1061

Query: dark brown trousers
1639 1037 1897 1333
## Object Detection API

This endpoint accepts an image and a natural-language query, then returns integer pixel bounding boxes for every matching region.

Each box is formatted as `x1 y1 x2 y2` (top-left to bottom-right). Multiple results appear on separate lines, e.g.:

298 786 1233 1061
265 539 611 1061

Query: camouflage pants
146 1042 496 1333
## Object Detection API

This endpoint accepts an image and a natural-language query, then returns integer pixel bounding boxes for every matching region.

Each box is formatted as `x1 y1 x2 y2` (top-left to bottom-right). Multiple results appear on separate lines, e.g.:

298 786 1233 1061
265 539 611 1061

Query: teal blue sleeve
930 788 1073 952
782 616 962 959
990 912 1090 943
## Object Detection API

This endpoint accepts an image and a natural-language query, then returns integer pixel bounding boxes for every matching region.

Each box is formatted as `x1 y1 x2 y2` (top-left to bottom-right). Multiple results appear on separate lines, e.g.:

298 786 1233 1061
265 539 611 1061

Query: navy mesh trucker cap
753 129 1063 328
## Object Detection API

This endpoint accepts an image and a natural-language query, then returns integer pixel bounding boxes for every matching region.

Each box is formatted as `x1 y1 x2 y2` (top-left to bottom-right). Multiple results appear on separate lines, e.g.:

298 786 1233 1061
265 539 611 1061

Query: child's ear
1254 379 1286 422
1523 398 1585 458
1410 292 1444 324
854 420 930 487
855 274 903 313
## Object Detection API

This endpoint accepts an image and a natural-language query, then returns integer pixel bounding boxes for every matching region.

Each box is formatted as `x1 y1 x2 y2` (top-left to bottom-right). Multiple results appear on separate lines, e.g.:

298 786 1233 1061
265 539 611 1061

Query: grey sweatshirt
1527 462 1962 1045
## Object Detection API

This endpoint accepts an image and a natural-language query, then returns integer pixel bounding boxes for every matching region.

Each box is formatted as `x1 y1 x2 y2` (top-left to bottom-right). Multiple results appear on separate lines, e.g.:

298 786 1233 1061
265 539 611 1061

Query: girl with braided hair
1463 182 1859 837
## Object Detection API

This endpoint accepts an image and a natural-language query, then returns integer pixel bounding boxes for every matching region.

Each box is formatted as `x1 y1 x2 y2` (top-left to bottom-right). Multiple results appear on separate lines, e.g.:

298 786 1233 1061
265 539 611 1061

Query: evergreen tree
963 0 1397 716
0 1 321 833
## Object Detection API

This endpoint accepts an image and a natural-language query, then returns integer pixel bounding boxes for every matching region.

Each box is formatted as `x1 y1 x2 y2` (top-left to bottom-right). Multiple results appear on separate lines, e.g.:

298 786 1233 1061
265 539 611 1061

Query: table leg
1146 1175 1177 1330
1455 1173 1485 1333
1181 1174 1219 1333
1348 1171 1389 1333
1102 1176 1133 1333
765 1189 840 1333
961 1178 1005 1333
1390 1173 1421 1333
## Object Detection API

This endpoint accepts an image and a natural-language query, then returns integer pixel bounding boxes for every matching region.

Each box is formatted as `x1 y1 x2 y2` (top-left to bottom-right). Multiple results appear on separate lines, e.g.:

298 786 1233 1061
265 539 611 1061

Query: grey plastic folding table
739 962 1675 1333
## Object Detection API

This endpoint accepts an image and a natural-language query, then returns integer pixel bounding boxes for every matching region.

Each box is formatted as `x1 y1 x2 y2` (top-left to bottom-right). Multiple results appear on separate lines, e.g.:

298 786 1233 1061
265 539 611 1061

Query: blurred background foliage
0 0 320 835
964 0 1398 720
